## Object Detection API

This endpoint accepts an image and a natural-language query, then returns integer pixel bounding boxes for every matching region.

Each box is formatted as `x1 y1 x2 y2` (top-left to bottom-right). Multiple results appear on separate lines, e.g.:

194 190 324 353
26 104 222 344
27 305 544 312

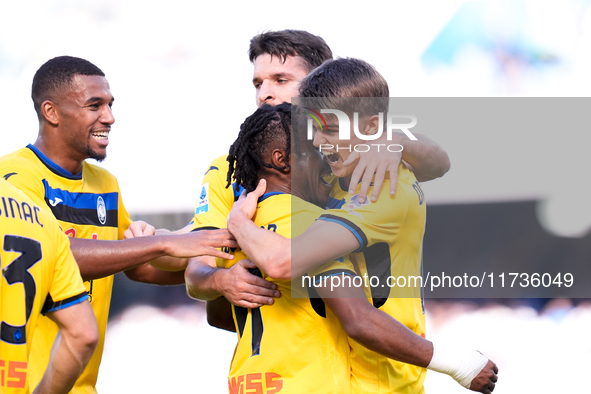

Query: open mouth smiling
321 149 340 164
91 129 110 140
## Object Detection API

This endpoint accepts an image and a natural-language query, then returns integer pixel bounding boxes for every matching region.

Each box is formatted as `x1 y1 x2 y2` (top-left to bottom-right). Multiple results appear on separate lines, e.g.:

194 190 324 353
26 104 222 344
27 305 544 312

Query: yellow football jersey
321 164 427 394
0 145 132 394
219 193 354 394
191 154 241 231
0 180 88 394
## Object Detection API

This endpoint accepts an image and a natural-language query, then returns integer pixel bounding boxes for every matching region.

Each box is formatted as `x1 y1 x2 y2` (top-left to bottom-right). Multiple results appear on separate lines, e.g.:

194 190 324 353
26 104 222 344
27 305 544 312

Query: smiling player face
312 114 375 181
290 135 333 209
57 74 115 165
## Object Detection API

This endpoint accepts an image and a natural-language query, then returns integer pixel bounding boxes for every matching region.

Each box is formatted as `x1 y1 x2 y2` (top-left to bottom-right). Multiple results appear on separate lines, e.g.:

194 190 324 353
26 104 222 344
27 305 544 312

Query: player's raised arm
397 132 450 181
343 132 450 203
227 180 360 279
318 282 498 393
34 301 98 394
70 229 237 281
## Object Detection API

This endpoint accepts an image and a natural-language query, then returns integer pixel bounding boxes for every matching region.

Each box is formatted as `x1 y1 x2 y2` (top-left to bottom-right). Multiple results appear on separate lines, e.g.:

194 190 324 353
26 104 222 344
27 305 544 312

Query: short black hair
227 103 292 193
249 30 333 73
31 56 105 116
298 57 389 117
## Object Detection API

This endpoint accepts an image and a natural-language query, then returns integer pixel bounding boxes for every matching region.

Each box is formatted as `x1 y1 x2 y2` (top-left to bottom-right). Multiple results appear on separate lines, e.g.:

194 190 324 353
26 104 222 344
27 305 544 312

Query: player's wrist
211 266 230 296
226 213 238 235
227 210 248 238
426 343 489 388
158 234 176 257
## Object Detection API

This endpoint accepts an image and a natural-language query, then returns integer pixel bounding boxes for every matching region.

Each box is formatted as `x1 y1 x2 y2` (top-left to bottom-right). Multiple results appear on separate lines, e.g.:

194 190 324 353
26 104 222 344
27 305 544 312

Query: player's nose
312 128 326 147
101 105 115 125
257 81 276 107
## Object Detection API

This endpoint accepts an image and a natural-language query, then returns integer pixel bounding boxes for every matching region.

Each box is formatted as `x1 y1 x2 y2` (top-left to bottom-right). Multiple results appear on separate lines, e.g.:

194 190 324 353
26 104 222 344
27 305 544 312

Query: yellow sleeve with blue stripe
318 165 423 252
192 155 239 231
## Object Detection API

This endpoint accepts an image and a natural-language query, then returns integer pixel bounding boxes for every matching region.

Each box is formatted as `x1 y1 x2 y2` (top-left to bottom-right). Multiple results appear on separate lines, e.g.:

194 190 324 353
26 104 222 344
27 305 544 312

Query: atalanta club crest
97 196 107 225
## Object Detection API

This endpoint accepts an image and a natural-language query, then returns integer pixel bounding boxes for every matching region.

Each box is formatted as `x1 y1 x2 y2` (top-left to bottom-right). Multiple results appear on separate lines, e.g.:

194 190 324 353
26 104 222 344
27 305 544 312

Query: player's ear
363 114 381 136
271 149 286 169
41 100 59 126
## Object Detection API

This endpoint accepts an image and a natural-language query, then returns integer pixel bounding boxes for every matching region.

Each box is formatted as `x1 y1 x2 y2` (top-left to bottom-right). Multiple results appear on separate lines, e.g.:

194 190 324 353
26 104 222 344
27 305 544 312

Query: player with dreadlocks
182 30 451 317
226 104 291 194
213 101 498 394
226 58 498 394
210 102 352 393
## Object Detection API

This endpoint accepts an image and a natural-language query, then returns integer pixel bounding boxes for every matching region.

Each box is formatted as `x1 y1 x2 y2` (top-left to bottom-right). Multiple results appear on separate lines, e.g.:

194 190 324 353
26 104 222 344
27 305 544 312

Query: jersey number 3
1 235 41 344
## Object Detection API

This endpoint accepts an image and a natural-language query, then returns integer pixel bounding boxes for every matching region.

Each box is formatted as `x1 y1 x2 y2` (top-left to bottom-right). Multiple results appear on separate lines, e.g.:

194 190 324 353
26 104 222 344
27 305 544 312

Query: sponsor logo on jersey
42 180 118 227
3 172 17 180
48 197 63 207
204 166 219 176
228 372 283 394
195 183 209 215
0 360 27 389
97 196 107 225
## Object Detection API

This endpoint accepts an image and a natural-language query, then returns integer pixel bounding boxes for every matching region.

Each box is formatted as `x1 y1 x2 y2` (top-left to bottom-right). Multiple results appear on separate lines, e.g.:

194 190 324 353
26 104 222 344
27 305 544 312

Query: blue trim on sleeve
317 215 367 252
45 294 89 314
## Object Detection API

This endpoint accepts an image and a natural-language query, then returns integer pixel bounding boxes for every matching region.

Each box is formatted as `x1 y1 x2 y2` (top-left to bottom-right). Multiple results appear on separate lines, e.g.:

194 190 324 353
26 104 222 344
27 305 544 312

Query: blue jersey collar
27 144 83 180
258 191 285 203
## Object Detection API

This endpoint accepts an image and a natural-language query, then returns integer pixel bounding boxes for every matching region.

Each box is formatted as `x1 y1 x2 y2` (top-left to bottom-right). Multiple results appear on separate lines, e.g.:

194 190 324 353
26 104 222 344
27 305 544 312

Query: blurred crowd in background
2 0 591 392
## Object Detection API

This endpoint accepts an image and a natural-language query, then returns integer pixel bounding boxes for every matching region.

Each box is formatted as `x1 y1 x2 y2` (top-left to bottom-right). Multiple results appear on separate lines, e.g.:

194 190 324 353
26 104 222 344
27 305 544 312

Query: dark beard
86 145 106 162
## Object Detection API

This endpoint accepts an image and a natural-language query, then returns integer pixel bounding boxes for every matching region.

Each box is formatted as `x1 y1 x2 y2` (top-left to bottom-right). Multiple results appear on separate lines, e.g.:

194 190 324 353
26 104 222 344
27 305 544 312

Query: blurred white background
2 0 591 392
